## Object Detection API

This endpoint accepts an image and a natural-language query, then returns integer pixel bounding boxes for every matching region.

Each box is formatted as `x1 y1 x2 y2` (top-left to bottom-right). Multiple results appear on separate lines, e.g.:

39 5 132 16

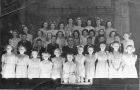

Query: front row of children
1 41 138 84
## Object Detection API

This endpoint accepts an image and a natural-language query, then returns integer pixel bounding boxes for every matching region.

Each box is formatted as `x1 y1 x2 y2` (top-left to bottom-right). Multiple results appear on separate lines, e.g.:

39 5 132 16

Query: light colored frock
108 52 123 78
95 51 109 78
16 55 29 78
51 57 65 78
85 55 96 79
1 54 17 78
28 58 40 78
63 61 76 83
75 55 86 78
122 53 138 78
39 60 53 78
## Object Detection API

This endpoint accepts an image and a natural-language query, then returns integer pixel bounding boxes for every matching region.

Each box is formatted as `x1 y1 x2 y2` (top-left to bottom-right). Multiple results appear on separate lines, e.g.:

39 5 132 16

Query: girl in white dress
95 43 109 78
16 46 29 78
122 45 138 78
39 52 53 78
75 46 86 83
108 41 123 78
28 50 40 79
85 46 96 83
63 53 76 84
122 33 134 53
51 49 65 79
39 22 49 38
1 45 17 78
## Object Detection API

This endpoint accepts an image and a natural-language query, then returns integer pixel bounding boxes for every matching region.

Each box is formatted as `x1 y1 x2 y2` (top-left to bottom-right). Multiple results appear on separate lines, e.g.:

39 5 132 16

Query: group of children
0 17 138 84
1 41 138 84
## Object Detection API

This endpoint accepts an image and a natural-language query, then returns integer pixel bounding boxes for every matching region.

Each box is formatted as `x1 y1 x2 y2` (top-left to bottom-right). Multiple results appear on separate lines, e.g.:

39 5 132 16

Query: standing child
51 49 65 79
85 46 96 83
95 43 109 78
63 53 76 84
108 41 123 78
39 52 53 78
75 46 86 83
28 50 40 79
16 46 29 78
1 45 17 78
122 45 138 78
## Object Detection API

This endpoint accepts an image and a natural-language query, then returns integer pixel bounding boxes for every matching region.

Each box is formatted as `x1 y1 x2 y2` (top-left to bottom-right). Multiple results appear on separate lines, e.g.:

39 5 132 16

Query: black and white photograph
0 0 139 90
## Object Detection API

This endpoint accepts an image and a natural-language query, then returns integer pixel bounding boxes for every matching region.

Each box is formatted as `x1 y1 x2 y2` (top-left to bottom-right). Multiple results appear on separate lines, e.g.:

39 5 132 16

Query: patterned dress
16 55 29 78
39 60 53 78
85 55 96 79
1 54 17 78
108 52 123 78
122 54 138 78
28 58 40 78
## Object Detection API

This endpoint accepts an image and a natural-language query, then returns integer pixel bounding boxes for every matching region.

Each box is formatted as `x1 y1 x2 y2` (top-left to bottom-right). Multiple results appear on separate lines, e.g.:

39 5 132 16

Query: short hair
87 36 92 40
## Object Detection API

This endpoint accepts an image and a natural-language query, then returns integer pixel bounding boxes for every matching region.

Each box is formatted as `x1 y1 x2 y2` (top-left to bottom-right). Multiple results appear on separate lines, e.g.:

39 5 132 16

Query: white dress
95 52 109 78
1 54 17 78
108 53 123 78
75 55 86 77
51 57 65 78
122 54 138 78
39 60 53 78
28 58 40 78
63 61 76 83
16 55 29 78
85 55 96 79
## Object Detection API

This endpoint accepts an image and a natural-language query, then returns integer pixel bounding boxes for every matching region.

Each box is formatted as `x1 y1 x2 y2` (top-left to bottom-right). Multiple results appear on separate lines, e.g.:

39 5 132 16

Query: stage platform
0 78 139 90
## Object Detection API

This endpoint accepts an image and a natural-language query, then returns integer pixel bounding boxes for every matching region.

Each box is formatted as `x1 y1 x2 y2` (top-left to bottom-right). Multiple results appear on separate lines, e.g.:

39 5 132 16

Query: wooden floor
0 78 139 90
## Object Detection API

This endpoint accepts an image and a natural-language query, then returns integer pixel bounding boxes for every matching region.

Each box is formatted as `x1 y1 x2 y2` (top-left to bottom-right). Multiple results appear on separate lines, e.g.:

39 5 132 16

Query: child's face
114 36 120 42
100 44 106 51
111 32 116 37
42 53 50 60
78 47 83 54
113 43 119 51
58 32 63 37
23 27 28 33
87 20 91 26
68 18 73 24
6 45 12 53
67 55 73 62
107 22 112 27
99 30 104 35
60 24 64 29
123 34 130 40
32 51 38 58
74 32 79 37
37 31 42 37
126 46 134 54
47 33 52 39
88 48 93 54
87 38 92 44
43 22 48 28
19 47 25 54
51 24 55 29
12 31 18 37
89 31 95 37
54 49 61 57
83 31 88 36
